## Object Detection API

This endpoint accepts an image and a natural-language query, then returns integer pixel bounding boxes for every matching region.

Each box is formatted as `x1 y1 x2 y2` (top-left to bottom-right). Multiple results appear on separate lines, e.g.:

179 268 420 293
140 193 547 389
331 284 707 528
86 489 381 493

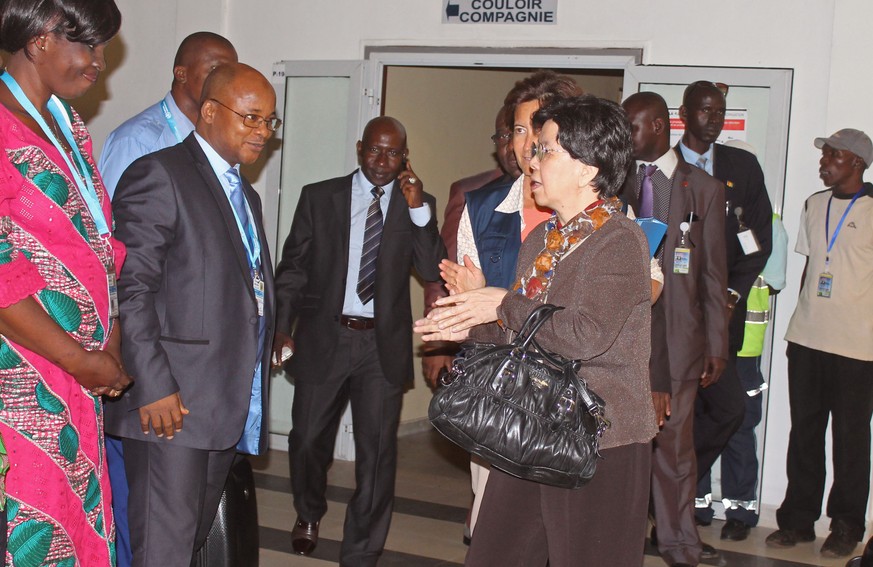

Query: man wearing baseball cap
766 128 873 558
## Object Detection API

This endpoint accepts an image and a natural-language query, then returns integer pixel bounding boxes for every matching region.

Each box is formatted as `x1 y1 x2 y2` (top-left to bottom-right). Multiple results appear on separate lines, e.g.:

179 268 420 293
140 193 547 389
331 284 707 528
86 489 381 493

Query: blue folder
634 217 668 258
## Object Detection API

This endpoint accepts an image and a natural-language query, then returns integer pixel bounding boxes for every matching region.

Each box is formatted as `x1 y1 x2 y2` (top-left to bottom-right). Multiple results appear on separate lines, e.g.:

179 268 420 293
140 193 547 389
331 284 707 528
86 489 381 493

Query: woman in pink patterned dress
0 0 131 565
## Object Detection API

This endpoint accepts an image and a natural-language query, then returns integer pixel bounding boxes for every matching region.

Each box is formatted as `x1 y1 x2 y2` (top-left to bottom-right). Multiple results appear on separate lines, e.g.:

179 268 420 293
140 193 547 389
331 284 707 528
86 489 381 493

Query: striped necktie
356 186 384 304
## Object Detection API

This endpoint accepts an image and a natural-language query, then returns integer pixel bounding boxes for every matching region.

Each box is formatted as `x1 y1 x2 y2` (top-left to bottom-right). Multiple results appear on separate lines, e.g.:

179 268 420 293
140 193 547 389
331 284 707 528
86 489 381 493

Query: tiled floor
251 430 863 566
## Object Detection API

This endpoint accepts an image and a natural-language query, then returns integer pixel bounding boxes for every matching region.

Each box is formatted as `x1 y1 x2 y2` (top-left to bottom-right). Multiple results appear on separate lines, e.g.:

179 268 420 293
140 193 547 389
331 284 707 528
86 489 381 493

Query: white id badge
817 272 833 298
107 264 119 319
253 274 265 316
673 248 691 274
737 229 761 255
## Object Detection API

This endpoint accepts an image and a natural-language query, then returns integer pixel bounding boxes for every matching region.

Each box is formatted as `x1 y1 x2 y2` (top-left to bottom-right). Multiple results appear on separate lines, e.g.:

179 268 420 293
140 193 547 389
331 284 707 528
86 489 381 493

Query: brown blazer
621 153 729 393
475 213 658 450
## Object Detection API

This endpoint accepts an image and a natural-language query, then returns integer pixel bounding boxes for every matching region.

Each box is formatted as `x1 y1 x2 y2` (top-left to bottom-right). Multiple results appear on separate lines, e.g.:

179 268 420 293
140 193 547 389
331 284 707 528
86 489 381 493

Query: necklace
513 196 622 301
48 113 71 153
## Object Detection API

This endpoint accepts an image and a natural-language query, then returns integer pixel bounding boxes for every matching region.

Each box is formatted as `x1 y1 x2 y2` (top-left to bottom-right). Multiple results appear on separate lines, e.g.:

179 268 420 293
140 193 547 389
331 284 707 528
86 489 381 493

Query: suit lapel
333 174 354 276
183 136 254 294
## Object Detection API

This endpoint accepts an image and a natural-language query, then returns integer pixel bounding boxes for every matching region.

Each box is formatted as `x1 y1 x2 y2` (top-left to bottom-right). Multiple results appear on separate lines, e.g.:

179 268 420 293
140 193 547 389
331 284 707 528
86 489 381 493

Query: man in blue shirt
99 31 237 196
98 31 237 567
106 62 277 567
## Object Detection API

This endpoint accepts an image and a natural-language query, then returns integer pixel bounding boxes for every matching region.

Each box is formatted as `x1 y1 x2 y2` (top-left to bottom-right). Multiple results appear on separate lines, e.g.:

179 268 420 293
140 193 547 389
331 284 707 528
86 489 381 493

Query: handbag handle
513 304 564 350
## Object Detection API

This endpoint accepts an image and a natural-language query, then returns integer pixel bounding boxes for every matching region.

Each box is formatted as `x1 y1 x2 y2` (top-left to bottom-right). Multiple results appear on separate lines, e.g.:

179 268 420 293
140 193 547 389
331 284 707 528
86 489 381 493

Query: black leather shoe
291 517 319 556
821 529 860 558
721 518 751 541
700 543 719 560
765 528 816 548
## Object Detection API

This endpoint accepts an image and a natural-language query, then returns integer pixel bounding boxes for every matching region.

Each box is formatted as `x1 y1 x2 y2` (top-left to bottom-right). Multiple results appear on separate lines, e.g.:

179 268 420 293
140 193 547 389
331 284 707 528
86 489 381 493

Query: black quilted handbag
428 304 610 489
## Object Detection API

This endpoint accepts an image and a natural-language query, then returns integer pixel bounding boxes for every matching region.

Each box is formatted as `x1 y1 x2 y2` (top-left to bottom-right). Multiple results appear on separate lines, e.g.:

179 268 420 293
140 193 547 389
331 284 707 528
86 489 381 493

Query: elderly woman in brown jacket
415 95 657 566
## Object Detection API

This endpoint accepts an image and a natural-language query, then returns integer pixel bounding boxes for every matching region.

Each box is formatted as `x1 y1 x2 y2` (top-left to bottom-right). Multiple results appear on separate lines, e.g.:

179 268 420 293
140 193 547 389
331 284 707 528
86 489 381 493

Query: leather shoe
291 517 319 556
765 528 816 548
700 543 719 560
821 529 859 558
721 518 751 541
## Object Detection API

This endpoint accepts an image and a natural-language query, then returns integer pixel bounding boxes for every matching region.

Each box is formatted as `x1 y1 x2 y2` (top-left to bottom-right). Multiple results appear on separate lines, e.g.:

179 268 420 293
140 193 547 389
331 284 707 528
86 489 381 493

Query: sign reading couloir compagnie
442 0 557 24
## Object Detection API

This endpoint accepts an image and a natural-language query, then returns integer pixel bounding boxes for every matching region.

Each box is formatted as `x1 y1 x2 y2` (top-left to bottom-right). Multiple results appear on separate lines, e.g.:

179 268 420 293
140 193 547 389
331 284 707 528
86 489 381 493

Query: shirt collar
193 132 234 191
164 91 196 135
353 168 396 197
678 140 714 170
496 174 526 213
636 147 679 179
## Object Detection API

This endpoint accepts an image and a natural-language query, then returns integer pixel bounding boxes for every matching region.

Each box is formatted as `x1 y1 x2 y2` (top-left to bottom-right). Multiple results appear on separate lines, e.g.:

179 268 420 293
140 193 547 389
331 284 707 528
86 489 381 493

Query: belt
339 315 375 330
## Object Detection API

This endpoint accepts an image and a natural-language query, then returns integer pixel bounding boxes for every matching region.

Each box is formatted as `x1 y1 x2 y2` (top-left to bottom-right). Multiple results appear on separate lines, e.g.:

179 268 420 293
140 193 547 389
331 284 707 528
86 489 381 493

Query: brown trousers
465 442 652 567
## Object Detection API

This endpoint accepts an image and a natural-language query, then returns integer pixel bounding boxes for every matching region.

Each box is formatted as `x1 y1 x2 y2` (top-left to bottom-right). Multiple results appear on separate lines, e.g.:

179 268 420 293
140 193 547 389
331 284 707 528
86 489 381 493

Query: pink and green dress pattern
0 100 125 566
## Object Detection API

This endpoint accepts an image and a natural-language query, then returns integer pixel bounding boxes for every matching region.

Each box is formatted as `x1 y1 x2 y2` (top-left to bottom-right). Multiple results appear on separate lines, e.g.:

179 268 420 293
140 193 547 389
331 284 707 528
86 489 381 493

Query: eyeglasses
210 98 282 132
531 144 568 160
490 132 512 144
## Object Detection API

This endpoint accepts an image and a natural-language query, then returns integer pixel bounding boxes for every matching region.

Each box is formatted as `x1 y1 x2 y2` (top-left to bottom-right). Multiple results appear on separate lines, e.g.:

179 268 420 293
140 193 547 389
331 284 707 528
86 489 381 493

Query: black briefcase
192 455 259 567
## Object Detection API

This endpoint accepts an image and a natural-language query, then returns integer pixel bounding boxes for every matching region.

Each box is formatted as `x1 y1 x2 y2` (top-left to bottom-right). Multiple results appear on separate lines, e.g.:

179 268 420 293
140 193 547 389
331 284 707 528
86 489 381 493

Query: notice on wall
443 0 558 24
669 109 749 147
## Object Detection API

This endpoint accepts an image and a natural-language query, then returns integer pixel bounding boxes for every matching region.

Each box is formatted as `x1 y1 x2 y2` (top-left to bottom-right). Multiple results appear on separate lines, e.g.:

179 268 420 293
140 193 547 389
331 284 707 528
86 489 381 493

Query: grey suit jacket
105 134 275 453
274 171 446 386
622 152 728 393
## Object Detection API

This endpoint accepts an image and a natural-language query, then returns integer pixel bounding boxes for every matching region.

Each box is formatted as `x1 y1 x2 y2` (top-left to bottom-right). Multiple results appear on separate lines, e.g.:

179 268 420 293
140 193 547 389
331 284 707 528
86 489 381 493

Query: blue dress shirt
342 169 432 318
679 140 715 176
99 92 195 197
193 133 265 455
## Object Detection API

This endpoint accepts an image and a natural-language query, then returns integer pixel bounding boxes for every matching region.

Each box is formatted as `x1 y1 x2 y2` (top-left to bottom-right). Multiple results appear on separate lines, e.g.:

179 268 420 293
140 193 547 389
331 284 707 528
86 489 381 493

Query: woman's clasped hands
413 257 508 342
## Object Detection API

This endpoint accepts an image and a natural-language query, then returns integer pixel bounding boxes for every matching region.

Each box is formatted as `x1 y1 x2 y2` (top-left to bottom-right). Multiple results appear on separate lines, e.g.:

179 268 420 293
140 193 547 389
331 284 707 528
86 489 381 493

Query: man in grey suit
105 63 278 567
622 92 728 567
272 116 445 566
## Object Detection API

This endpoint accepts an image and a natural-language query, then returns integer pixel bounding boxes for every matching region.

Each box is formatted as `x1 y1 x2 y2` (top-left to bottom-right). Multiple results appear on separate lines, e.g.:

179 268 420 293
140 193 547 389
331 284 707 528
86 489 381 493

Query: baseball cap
814 128 873 167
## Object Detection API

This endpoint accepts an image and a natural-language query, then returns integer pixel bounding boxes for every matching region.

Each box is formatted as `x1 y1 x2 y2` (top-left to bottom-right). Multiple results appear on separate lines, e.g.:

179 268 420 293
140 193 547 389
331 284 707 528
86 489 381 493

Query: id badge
737 228 762 255
106 262 119 319
673 247 691 274
817 272 833 298
253 273 265 316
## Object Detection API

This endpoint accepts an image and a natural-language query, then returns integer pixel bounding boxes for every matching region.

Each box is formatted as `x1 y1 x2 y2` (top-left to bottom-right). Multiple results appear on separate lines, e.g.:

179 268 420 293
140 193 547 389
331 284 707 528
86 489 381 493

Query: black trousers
696 356 764 526
289 327 403 567
694 353 746 482
777 343 873 540
465 442 652 567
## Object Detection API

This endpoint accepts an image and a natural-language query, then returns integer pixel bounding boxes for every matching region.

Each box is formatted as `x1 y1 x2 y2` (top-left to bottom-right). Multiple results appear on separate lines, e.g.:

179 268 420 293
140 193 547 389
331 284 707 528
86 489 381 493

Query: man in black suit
622 92 728 567
677 81 773 541
272 116 445 566
106 63 277 567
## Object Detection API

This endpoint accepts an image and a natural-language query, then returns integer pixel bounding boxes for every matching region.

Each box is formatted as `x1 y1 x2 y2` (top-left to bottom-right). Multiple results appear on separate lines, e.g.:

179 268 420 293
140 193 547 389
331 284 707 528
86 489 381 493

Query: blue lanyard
1 72 110 236
824 188 863 266
160 99 184 144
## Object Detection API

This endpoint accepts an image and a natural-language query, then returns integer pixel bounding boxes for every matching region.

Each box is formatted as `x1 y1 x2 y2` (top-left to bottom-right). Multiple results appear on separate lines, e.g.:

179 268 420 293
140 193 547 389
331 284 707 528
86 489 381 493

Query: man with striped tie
273 116 445 566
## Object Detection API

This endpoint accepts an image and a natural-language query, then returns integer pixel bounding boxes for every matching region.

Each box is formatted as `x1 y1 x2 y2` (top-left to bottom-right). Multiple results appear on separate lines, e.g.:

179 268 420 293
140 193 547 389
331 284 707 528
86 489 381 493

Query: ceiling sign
443 0 558 24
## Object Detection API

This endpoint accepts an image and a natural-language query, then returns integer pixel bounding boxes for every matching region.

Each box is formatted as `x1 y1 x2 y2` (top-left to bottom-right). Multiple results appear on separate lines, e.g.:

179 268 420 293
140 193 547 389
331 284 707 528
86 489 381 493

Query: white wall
91 0 873 529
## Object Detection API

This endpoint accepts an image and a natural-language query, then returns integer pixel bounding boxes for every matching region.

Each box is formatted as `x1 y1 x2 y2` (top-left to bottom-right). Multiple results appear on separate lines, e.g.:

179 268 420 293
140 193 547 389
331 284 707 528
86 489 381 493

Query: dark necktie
638 163 658 218
225 168 256 267
356 186 384 304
